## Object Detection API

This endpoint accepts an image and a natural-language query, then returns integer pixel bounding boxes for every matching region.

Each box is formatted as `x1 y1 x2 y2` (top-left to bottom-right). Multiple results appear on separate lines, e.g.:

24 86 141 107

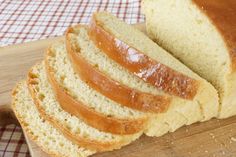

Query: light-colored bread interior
12 81 94 157
67 23 218 137
28 63 141 151
142 0 236 118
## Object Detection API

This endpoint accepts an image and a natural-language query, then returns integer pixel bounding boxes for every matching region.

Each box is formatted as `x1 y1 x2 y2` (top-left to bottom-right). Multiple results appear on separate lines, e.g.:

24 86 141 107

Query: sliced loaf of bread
142 0 236 119
28 62 142 151
45 42 148 135
12 81 94 157
65 23 217 137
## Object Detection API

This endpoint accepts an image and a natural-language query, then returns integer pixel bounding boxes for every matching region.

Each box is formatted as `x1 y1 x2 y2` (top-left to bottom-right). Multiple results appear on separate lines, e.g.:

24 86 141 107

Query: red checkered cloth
0 0 144 47
0 0 144 156
0 125 30 157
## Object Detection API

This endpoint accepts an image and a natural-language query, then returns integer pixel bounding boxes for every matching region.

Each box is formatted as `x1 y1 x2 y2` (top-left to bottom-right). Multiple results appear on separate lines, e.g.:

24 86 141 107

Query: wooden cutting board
1 24 236 157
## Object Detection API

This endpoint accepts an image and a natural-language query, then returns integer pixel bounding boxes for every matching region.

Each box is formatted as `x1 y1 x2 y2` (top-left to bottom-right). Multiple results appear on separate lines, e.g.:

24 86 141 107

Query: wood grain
0 36 63 106
0 25 236 157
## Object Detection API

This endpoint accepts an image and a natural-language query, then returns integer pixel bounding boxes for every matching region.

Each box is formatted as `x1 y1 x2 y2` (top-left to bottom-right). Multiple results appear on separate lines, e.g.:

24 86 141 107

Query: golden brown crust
45 49 147 135
11 82 71 157
89 15 199 100
27 64 141 151
65 26 171 113
193 0 236 70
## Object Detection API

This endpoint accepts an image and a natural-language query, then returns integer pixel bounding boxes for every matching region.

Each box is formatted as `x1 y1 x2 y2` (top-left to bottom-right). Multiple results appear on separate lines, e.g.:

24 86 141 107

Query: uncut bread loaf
142 0 236 118
65 14 218 137
27 62 141 152
45 42 148 135
12 81 94 157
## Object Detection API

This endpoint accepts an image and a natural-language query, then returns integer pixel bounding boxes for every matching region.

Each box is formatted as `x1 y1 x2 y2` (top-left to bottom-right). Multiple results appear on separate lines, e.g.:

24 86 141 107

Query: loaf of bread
27 62 141 152
142 0 236 118
12 81 94 157
11 10 224 156
66 12 219 137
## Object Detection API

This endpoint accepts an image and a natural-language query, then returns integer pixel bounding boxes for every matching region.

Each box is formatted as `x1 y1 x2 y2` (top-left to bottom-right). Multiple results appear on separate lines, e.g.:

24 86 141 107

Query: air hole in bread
38 93 45 101
35 86 39 92
30 80 38 85
129 112 134 116
59 142 64 147
48 51 55 57
63 58 67 64
66 125 72 130
196 19 203 25
94 64 99 68
63 87 69 92
107 114 112 118
29 72 38 79
60 75 66 82
24 123 29 127
44 141 49 146
82 132 89 138
75 129 81 135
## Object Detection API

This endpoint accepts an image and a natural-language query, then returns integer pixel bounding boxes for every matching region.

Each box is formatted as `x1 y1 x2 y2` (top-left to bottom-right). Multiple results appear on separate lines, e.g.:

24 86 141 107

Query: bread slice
12 81 94 157
65 21 217 137
142 0 236 118
27 62 141 151
45 42 148 135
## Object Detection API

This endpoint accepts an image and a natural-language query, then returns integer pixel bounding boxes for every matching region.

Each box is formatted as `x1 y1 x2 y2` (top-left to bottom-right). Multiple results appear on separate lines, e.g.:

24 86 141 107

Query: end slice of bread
28 62 142 151
45 41 148 135
12 81 94 157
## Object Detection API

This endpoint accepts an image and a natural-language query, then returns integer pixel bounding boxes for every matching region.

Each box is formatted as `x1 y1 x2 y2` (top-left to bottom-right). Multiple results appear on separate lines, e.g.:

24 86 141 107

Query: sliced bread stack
12 11 219 157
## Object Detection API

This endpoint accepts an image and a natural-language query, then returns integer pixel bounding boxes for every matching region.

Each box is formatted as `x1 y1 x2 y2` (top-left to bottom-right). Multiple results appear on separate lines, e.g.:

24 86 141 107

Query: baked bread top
193 0 236 70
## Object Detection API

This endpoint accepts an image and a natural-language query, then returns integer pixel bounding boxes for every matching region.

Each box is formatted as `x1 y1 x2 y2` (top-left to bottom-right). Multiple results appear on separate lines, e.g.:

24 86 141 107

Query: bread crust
193 0 236 70
44 48 147 135
27 66 141 152
11 82 79 157
89 14 199 100
65 26 171 113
